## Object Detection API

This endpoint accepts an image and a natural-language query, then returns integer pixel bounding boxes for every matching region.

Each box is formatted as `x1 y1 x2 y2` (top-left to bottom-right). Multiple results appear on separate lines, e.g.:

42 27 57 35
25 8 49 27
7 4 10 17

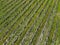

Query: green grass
0 0 60 45
58 0 60 12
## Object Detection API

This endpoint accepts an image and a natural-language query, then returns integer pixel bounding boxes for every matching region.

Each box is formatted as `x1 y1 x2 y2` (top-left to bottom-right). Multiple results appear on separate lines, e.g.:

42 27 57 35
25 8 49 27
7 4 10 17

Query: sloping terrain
0 0 60 45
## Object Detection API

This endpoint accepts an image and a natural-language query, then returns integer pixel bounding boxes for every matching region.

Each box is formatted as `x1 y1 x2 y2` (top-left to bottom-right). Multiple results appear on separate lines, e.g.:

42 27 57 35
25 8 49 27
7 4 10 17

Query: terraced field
0 0 60 45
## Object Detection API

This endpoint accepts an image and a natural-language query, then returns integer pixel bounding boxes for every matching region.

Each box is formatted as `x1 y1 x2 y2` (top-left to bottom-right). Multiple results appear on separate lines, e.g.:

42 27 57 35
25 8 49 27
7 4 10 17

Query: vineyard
0 0 60 45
